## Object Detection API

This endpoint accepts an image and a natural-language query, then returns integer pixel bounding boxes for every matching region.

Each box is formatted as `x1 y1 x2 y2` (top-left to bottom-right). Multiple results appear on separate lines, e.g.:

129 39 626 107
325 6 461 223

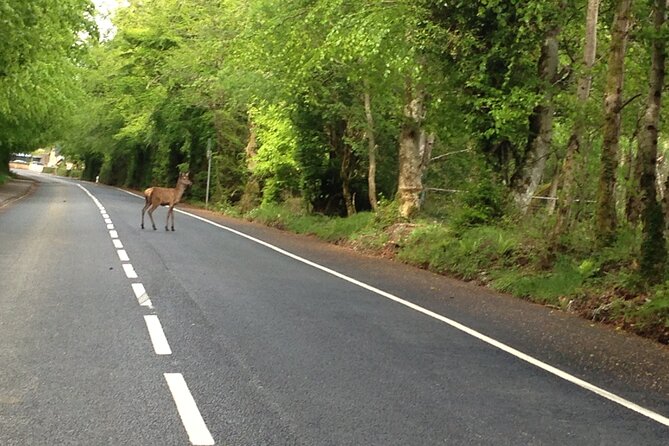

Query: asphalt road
1 172 668 445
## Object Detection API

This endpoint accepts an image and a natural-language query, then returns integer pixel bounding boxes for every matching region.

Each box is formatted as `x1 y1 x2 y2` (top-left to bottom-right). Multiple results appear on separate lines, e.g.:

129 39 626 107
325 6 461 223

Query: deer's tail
143 188 154 205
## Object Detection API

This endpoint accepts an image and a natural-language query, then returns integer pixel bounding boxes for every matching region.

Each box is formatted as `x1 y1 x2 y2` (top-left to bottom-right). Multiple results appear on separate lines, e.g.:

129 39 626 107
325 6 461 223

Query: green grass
491 258 585 306
397 225 520 280
246 202 377 242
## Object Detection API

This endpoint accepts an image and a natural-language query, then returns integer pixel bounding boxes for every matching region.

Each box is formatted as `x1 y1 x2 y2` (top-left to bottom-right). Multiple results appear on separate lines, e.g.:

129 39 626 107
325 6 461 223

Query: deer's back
147 187 177 205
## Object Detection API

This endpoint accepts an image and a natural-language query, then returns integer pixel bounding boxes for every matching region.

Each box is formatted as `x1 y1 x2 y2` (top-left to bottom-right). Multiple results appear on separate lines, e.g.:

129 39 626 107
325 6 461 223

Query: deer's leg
148 204 158 230
165 206 174 231
141 201 149 229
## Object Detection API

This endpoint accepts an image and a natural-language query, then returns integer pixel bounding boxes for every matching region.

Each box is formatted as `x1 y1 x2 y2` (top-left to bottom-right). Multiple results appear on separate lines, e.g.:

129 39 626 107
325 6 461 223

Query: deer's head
178 172 193 187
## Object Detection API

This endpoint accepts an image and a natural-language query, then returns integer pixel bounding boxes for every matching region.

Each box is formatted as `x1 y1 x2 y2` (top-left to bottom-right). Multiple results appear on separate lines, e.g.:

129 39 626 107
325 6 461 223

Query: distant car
11 159 28 164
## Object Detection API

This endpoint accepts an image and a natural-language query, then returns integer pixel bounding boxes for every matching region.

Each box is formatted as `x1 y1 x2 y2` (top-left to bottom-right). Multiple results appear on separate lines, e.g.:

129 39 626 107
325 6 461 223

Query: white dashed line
122 263 138 279
79 184 209 442
117 249 130 262
144 315 172 355
131 283 153 307
164 373 215 445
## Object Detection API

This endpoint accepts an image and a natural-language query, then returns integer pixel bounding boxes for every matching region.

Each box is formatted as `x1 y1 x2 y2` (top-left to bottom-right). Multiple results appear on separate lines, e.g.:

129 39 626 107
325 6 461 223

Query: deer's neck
174 183 187 202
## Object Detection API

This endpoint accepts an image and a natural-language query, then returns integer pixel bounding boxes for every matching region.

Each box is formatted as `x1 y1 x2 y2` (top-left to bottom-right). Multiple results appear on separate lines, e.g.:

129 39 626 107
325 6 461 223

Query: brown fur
141 172 192 231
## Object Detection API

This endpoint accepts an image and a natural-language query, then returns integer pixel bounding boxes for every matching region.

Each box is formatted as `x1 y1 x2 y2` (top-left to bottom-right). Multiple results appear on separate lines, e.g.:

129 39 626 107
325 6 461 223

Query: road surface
1 172 668 445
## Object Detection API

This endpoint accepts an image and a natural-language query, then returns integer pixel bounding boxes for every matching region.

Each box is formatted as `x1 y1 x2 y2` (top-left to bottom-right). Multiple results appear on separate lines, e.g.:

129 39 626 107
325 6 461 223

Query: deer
141 172 193 231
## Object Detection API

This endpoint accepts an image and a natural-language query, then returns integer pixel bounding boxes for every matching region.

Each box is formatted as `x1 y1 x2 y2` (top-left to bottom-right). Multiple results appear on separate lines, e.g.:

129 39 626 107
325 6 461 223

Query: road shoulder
0 173 36 209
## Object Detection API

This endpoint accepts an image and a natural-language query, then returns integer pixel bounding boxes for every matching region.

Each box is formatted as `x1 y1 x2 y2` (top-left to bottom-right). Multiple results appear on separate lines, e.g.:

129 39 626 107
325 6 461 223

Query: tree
398 77 433 219
638 0 668 282
595 0 634 246
0 0 95 173
554 0 601 238
363 86 379 211
512 22 561 213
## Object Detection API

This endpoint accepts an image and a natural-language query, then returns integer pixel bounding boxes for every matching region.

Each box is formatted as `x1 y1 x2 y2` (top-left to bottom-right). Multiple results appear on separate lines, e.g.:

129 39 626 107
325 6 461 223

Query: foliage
491 259 586 306
640 283 669 328
249 103 300 204
450 174 508 231
0 0 95 173
397 224 520 280
5 0 669 342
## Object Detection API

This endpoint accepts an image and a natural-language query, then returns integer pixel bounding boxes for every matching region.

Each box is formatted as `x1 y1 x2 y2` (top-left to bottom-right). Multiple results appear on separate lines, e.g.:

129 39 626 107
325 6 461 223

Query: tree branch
619 93 642 112
430 148 472 162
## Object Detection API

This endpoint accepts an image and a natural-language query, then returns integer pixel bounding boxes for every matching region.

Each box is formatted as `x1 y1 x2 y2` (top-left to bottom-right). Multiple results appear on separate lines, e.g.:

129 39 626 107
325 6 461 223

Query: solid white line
119 189 143 198
169 207 669 428
113 239 124 249
164 373 215 445
102 213 109 218
109 230 119 239
117 249 130 262
144 315 172 355
122 263 138 279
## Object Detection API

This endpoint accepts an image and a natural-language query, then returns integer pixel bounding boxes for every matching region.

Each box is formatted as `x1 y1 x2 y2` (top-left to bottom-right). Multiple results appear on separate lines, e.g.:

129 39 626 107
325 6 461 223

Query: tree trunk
240 124 261 212
547 164 560 215
639 0 667 282
624 136 642 223
554 0 600 236
244 125 258 170
595 0 632 246
0 142 9 175
514 26 560 213
657 153 668 201
363 88 378 211
398 80 428 219
341 142 356 216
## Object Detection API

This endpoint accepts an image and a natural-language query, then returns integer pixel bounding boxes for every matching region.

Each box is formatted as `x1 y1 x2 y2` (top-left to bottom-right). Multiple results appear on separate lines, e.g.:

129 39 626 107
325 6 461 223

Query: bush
450 177 506 231
637 282 669 330
246 202 287 228
374 198 400 228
